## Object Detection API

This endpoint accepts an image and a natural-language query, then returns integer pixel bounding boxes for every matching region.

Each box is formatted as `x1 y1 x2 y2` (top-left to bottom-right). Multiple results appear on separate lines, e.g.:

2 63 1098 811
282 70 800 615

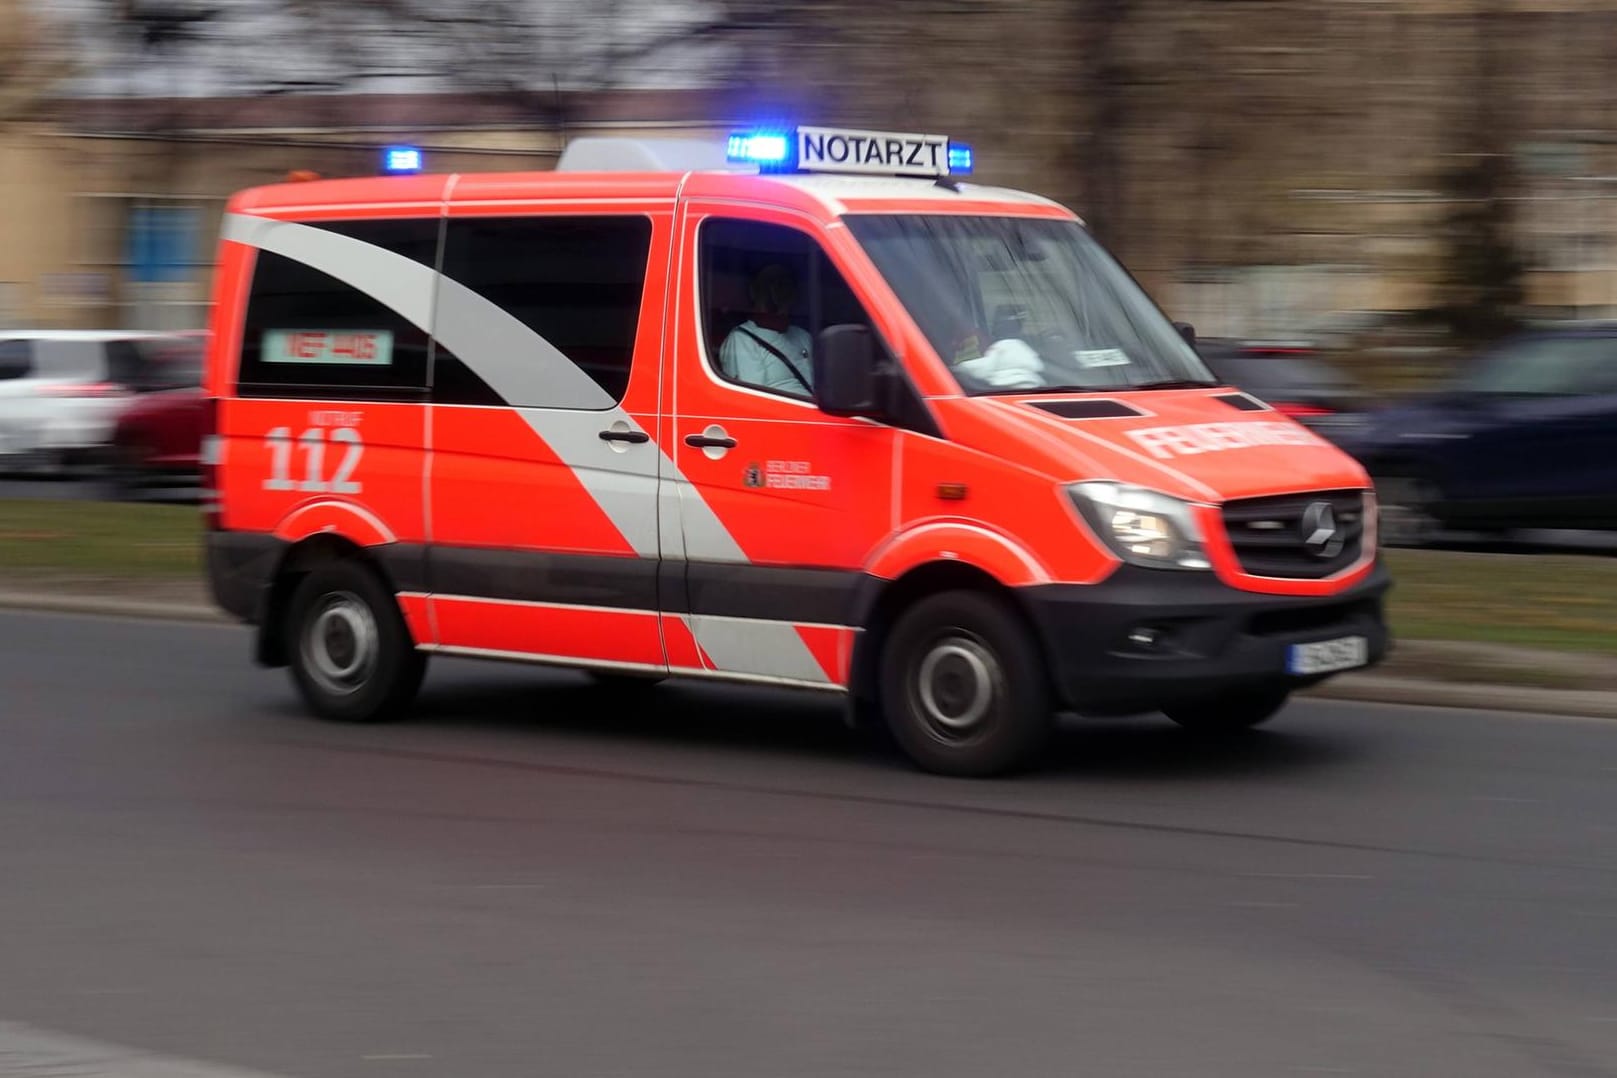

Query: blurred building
0 90 737 330
6 0 1617 342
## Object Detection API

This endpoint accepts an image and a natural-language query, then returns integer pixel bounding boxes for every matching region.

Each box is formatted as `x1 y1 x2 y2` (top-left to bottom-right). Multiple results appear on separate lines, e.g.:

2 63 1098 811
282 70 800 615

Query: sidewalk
1 578 1614 719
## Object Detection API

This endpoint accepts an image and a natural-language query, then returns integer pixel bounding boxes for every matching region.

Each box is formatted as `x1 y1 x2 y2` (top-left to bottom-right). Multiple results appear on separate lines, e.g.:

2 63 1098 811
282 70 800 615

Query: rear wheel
285 560 425 723
1163 688 1290 733
879 591 1053 777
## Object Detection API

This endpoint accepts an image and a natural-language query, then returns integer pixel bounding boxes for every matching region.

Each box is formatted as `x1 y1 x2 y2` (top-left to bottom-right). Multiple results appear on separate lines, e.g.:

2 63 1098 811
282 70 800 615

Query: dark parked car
1195 339 1369 441
106 339 206 495
1339 323 1617 544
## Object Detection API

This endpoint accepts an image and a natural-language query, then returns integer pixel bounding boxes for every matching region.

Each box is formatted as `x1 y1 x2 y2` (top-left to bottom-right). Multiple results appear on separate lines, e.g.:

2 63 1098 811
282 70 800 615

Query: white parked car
0 330 204 474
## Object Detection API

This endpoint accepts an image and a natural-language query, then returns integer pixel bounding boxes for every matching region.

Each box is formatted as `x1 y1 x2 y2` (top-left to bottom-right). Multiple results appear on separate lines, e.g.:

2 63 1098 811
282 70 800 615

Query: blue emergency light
726 132 791 168
383 146 424 174
726 125 975 179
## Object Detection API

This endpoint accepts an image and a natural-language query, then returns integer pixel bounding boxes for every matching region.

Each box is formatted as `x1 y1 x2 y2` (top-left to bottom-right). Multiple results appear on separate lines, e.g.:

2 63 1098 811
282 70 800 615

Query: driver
719 264 815 395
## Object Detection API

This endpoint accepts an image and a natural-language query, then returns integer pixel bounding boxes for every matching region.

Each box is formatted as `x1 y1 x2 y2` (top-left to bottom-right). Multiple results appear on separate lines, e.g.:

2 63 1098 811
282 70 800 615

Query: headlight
1068 482 1211 570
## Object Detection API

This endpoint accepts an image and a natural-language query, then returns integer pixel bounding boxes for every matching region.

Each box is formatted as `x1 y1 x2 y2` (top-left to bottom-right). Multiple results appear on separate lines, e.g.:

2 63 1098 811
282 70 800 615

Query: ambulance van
202 127 1389 776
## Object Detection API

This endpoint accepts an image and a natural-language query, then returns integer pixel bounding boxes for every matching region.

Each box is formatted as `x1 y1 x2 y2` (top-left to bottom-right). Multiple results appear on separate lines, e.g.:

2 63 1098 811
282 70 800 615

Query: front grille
1221 490 1366 579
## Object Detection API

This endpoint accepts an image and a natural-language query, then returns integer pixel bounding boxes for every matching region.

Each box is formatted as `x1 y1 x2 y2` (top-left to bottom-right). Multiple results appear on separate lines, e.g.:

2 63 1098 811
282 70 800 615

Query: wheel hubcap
302 592 379 696
916 635 999 739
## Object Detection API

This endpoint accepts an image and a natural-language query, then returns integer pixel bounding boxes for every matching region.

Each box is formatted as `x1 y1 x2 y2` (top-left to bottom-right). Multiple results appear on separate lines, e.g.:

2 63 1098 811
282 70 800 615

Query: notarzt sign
797 126 950 178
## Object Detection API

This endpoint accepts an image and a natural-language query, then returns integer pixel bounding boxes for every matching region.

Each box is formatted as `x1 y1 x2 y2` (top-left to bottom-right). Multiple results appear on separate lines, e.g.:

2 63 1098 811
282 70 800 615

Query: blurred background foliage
6 0 1617 389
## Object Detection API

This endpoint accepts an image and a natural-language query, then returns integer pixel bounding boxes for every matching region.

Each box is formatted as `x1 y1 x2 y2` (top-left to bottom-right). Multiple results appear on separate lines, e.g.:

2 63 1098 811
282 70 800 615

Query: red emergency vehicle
203 128 1387 776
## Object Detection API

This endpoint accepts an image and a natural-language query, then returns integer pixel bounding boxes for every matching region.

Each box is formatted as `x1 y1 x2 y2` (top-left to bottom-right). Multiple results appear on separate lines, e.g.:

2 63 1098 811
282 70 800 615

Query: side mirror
1174 321 1197 349
814 324 880 417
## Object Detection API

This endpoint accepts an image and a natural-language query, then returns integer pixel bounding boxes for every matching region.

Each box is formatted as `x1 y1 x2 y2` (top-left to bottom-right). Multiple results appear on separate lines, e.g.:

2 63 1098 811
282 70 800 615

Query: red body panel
433 598 666 668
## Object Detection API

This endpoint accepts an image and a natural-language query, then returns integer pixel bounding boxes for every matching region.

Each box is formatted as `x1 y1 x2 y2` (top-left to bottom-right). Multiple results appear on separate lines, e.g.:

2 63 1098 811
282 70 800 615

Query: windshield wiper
975 383 1107 396
1129 378 1221 391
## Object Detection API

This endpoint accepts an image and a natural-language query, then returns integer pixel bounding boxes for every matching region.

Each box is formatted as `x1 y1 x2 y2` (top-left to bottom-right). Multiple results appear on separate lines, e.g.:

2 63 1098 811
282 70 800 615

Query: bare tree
0 0 75 123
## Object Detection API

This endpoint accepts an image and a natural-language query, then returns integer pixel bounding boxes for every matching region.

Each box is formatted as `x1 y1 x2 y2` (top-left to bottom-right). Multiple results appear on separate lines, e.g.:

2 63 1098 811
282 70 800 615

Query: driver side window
699 218 877 402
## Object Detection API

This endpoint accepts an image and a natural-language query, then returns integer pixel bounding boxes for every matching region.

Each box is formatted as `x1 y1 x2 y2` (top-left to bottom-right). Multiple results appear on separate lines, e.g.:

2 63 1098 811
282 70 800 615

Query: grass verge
0 497 201 577
1384 548 1617 654
0 497 1612 663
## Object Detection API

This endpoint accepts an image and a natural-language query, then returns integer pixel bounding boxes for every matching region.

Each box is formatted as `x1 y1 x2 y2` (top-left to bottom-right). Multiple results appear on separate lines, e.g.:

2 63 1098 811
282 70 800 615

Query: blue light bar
383 146 424 175
727 132 792 168
725 126 974 178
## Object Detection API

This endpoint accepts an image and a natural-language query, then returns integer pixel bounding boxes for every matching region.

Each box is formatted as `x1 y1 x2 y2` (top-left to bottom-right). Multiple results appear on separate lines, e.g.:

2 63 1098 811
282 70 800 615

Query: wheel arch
256 533 401 667
849 559 1038 708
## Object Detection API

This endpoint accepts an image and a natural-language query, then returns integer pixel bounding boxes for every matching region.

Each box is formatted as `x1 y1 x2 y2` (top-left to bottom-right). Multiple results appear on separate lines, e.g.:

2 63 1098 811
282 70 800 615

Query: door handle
599 429 650 444
684 433 737 449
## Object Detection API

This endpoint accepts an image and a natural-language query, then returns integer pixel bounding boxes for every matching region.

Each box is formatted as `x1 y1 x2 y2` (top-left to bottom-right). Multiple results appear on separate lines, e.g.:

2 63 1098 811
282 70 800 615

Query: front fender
864 521 1053 587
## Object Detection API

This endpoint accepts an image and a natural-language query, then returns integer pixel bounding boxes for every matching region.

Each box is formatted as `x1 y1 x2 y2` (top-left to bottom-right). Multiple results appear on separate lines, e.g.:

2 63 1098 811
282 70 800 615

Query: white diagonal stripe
221 214 436 334
434 275 613 410
683 614 832 683
222 211 832 684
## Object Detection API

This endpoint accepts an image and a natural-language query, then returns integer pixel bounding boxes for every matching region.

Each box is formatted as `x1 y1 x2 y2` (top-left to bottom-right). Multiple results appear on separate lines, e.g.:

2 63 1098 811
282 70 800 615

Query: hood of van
940 390 1371 503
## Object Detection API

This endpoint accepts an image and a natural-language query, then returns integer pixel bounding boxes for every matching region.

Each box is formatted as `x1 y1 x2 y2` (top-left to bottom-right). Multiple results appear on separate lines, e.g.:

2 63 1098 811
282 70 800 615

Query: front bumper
1021 562 1391 715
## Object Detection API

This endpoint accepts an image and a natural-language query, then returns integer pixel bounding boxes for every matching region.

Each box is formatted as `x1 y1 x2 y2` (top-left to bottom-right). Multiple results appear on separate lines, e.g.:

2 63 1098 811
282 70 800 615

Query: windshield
845 215 1214 395
1456 333 1617 396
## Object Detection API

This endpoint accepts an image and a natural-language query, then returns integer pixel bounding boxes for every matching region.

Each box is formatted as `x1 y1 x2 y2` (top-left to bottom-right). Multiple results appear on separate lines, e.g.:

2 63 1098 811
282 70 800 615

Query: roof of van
226 170 1074 223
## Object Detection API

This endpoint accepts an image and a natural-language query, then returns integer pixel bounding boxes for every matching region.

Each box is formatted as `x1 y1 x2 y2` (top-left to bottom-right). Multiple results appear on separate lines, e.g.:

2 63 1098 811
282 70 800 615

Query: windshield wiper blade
976 383 1106 396
1129 378 1221 390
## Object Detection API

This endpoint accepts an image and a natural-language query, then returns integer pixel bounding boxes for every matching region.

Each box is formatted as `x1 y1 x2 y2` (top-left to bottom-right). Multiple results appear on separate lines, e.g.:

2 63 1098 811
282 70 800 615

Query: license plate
1287 636 1368 676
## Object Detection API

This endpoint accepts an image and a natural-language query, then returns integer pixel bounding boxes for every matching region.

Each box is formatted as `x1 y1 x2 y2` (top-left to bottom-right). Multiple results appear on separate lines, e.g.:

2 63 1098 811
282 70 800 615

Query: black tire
284 559 426 723
1163 688 1290 733
878 590 1054 777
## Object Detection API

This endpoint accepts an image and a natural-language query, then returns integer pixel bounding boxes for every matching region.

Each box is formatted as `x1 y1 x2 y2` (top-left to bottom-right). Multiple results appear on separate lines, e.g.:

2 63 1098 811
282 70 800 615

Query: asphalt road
3 609 1617 1078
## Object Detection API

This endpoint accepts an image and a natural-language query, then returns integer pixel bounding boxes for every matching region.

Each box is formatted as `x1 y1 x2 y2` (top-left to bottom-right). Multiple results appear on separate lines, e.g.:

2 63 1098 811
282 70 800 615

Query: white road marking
0 1021 299 1077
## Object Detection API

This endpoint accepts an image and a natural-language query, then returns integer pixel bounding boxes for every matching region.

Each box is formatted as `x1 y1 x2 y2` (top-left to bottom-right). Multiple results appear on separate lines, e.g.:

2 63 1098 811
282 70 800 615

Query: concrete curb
1306 675 1617 719
0 591 227 625
2 589 1614 719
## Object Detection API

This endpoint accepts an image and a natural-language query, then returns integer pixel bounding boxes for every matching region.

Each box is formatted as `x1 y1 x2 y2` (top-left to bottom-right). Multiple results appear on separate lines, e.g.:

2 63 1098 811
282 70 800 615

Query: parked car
1195 338 1370 441
1339 323 1617 544
0 330 203 475
107 384 206 496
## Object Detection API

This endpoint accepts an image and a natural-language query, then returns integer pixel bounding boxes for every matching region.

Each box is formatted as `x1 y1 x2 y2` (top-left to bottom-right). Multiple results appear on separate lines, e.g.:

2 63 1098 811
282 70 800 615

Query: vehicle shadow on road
1039 716 1369 783
371 666 1369 784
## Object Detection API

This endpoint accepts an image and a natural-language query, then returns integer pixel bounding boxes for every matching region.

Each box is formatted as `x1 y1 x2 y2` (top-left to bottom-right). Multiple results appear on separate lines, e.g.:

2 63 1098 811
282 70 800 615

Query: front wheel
1163 688 1290 733
879 591 1054 777
285 560 426 723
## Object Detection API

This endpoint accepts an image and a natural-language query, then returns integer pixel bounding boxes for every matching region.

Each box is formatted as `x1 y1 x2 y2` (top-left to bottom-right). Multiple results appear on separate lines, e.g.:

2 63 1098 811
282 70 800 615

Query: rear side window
104 339 151 389
134 337 205 391
236 219 439 400
437 216 653 406
34 340 107 381
0 340 32 380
